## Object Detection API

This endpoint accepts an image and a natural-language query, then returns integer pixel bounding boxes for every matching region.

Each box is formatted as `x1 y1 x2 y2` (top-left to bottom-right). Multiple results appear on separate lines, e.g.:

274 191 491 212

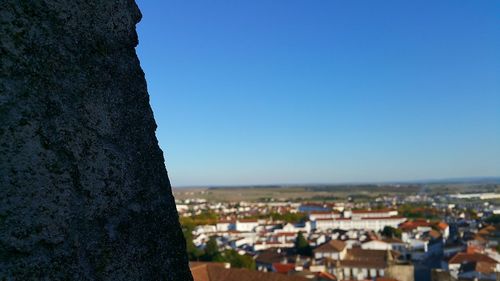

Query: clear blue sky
135 0 499 187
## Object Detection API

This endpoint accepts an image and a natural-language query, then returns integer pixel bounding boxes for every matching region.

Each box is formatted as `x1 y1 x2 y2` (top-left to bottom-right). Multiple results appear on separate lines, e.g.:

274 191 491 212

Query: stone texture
0 1 192 280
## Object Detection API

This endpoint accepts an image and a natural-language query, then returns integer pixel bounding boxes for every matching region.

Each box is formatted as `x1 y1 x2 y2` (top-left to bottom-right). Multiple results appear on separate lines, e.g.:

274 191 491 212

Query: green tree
217 250 256 269
485 214 500 224
381 226 402 239
294 231 312 256
182 224 202 260
180 211 219 226
201 236 220 261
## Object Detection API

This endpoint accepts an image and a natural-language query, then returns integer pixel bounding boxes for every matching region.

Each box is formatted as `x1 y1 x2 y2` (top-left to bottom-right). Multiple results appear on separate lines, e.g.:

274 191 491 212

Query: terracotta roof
448 253 497 265
473 234 488 243
190 262 309 281
437 222 449 230
315 271 337 280
478 225 496 235
338 248 399 270
347 248 400 262
190 262 226 281
361 216 405 220
276 232 297 237
255 249 286 264
313 240 346 253
399 220 432 231
428 230 442 239
382 237 404 244
317 216 404 222
352 209 394 214
272 263 295 274
476 261 496 274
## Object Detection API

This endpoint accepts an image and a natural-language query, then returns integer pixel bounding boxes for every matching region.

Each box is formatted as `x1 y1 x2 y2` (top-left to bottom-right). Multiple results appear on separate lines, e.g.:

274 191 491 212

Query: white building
312 217 406 232
193 225 217 236
176 204 189 213
216 220 235 232
274 222 312 234
361 240 392 251
235 219 259 232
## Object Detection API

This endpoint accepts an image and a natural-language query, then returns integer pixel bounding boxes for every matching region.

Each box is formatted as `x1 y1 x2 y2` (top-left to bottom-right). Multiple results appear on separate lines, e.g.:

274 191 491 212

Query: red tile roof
361 216 406 220
429 230 442 239
276 232 297 237
399 220 432 231
448 252 497 265
272 263 296 274
352 209 395 214
315 271 337 280
313 240 346 253
476 261 496 274
437 222 449 230
190 262 309 281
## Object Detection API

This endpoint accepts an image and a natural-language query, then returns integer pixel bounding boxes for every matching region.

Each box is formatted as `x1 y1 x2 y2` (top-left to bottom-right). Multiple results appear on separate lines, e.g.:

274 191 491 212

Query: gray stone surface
0 1 192 280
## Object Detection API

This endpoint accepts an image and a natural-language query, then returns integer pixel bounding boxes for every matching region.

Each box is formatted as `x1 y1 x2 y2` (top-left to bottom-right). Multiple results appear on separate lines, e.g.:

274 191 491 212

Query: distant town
174 183 500 281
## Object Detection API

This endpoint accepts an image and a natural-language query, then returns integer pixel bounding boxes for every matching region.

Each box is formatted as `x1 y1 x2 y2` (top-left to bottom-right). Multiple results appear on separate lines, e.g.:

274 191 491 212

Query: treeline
180 213 255 269
184 234 255 269
180 212 219 228
179 211 308 227
397 204 441 220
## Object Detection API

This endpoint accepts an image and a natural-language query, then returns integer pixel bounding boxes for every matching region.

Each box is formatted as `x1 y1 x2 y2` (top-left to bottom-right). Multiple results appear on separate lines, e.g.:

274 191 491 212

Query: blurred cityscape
175 184 500 281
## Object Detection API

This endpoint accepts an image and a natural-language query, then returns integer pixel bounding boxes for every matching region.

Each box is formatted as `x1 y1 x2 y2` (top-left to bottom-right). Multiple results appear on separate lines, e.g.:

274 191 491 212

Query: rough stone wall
0 1 192 280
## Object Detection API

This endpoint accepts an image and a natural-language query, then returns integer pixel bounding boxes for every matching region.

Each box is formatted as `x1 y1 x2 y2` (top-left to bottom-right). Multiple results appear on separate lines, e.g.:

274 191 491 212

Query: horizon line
171 175 500 189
